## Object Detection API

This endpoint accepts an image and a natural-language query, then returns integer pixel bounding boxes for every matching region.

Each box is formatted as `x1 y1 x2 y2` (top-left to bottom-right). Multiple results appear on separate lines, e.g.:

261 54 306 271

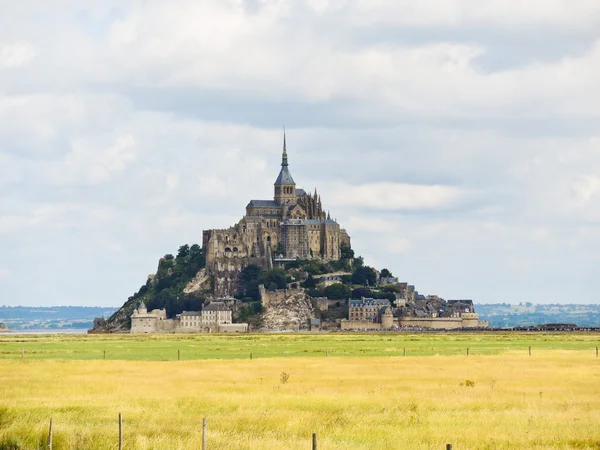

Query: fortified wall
202 134 350 297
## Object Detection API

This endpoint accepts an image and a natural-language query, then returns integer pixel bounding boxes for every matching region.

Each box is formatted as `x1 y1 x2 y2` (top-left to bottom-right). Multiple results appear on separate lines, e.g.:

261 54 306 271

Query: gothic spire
282 127 288 167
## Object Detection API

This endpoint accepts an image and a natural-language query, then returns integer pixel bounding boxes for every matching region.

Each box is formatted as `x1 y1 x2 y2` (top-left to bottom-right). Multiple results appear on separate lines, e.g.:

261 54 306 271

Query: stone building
131 301 247 334
202 133 351 296
341 298 394 330
130 301 174 333
348 298 392 321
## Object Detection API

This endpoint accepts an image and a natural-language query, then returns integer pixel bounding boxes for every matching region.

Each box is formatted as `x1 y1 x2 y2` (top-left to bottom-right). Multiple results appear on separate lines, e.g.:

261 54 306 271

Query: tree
238 264 264 300
380 268 392 278
177 244 190 259
323 283 351 300
340 243 354 260
303 274 316 289
263 268 287 290
351 265 377 286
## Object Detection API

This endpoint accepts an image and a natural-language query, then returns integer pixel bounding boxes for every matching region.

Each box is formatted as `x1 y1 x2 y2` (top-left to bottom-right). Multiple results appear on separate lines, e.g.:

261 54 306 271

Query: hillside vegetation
99 240 403 331
100 244 207 331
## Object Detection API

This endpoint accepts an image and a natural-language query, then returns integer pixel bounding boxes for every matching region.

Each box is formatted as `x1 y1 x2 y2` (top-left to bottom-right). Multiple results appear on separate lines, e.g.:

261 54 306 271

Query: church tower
274 131 296 205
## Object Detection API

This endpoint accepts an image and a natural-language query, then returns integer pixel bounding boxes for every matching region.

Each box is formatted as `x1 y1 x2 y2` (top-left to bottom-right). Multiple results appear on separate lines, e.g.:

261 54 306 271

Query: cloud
0 0 599 306
0 42 35 67
328 182 470 211
0 267 10 280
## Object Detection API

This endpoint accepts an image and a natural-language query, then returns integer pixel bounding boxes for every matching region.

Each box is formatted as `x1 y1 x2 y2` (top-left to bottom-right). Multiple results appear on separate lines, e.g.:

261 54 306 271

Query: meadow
1 333 600 449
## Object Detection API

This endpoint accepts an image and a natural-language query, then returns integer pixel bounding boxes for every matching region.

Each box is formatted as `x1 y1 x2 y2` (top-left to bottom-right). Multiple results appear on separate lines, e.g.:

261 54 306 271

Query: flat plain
1 333 600 449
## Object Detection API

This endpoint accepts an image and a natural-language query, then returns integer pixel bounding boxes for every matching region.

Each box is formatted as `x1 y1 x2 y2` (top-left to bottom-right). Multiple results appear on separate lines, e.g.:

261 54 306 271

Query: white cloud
0 0 599 306
0 42 35 67
328 182 469 211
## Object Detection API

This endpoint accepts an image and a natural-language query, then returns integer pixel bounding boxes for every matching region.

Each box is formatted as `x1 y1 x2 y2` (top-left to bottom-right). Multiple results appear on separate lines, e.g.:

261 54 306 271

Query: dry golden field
1 345 600 449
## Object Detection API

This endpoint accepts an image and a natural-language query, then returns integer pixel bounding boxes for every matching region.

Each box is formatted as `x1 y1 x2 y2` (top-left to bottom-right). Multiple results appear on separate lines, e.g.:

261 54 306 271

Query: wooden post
202 418 207 450
178 349 180 361
250 353 253 360
312 433 317 450
403 347 406 357
466 347 469 356
446 444 452 450
21 347 24 360
326 348 328 357
529 346 531 356
47 418 53 449
103 349 106 360
118 413 123 450
596 346 598 358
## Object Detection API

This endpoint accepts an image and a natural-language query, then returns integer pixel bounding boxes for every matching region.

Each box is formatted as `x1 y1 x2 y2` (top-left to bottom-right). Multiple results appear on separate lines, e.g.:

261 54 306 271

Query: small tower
137 301 147 314
274 130 296 205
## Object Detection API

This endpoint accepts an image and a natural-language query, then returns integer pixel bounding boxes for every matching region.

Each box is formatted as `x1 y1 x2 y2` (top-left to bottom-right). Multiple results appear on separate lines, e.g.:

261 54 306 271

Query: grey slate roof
296 188 307 196
349 299 391 308
180 311 200 316
204 302 230 312
274 166 295 185
248 200 280 208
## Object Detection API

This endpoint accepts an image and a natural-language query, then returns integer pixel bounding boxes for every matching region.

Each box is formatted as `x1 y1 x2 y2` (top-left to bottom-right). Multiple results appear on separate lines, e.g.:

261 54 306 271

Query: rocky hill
92 239 480 333
91 244 210 333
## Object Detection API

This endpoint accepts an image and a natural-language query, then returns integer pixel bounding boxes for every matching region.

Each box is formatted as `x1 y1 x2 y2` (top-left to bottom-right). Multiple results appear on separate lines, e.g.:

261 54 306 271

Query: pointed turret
274 129 296 205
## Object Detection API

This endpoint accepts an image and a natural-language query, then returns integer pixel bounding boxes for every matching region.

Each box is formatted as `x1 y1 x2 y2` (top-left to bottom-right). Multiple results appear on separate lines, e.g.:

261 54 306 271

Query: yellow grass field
2 350 600 449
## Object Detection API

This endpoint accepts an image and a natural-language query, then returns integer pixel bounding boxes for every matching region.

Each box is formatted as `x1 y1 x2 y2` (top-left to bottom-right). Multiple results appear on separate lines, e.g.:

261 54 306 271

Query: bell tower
274 130 296 205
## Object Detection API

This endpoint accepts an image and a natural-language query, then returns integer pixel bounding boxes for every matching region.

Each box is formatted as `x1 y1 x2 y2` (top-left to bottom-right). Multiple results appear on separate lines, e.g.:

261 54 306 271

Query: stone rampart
340 320 383 330
399 317 463 329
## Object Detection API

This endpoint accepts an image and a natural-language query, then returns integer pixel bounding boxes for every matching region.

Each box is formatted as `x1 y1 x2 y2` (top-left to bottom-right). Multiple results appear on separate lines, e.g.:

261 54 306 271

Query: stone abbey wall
202 139 351 297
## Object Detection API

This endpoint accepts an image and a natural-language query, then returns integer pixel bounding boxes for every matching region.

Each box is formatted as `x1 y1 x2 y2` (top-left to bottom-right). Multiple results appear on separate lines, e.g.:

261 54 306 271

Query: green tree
340 243 355 260
324 283 351 300
263 268 287 290
351 265 377 286
238 264 264 300
303 274 316 289
177 244 190 259
380 268 392 278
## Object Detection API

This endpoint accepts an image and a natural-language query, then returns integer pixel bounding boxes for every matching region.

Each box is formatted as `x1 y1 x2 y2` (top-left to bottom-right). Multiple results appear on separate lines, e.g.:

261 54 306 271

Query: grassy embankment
1 334 600 449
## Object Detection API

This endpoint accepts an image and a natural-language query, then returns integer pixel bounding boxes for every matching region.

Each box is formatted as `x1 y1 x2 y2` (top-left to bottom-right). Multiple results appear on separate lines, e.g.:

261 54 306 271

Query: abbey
202 133 351 296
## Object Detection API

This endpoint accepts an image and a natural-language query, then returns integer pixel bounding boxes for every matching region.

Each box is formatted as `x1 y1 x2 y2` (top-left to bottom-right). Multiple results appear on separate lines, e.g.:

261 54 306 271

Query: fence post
47 418 53 450
466 347 469 356
403 347 406 357
596 346 598 358
446 445 452 450
326 348 328 357
22 347 24 360
250 353 253 360
118 413 123 450
178 349 180 361
529 346 531 356
312 433 317 450
202 418 207 450
103 349 106 360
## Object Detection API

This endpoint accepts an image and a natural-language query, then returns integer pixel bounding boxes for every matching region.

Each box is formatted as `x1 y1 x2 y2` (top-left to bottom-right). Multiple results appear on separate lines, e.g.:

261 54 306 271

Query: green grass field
1 332 599 360
1 333 600 449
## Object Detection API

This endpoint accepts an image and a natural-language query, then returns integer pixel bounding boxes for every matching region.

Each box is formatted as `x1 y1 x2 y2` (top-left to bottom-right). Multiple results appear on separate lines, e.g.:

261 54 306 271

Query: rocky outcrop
259 285 315 331
183 268 211 294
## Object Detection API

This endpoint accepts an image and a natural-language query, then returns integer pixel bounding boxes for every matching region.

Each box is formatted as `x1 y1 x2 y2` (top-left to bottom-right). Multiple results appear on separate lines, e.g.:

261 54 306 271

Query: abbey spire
282 129 288 167
274 130 296 205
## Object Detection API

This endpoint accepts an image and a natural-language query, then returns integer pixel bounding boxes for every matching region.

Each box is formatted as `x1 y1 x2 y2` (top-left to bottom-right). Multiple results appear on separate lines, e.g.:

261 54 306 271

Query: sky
1 0 599 307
